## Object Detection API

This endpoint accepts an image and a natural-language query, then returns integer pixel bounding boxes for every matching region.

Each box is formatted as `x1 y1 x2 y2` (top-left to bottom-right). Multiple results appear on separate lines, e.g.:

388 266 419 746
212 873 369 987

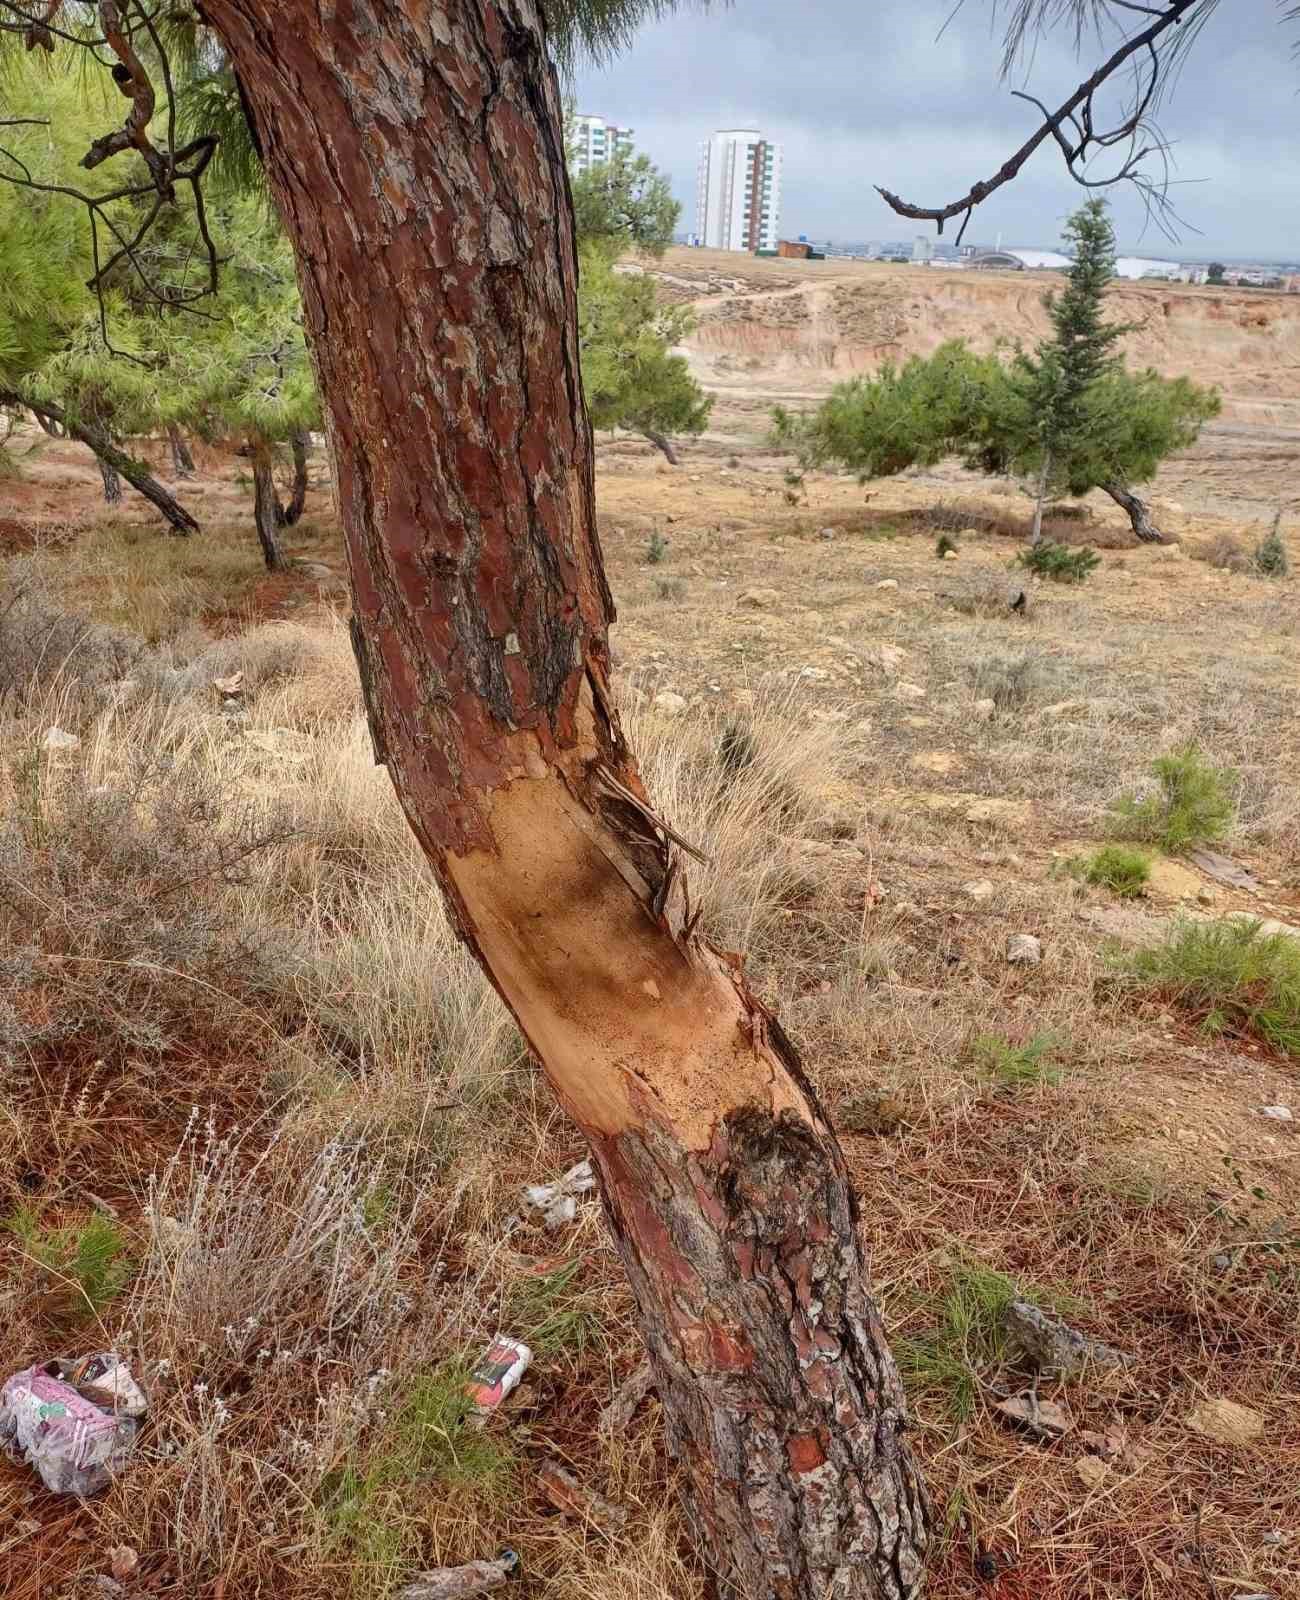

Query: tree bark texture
250 440 285 569
643 428 679 465
200 6 928 1595
0 392 199 535
168 423 196 478
1102 481 1165 543
97 452 123 505
1030 449 1051 546
283 429 310 525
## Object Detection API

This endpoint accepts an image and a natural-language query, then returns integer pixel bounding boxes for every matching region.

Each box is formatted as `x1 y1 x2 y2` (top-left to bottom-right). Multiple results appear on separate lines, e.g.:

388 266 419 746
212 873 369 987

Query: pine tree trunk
283 429 309 525
0 392 199 535
1030 448 1051 546
97 453 122 505
1102 481 1165 544
643 428 679 465
168 424 196 478
201 6 929 1594
250 440 285 569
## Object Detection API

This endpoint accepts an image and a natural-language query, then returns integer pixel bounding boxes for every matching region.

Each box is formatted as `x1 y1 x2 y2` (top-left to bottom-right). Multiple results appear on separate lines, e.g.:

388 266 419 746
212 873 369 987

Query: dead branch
877 0 1205 241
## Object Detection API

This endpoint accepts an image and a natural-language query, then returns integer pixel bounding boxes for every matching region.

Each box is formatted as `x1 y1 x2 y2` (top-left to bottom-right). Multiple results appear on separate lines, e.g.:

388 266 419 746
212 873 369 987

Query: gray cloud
574 0 1300 259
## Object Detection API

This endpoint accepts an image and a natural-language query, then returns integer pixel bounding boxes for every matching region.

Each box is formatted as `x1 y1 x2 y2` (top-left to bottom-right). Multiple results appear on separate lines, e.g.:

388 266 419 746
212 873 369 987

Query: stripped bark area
200 2 928 1592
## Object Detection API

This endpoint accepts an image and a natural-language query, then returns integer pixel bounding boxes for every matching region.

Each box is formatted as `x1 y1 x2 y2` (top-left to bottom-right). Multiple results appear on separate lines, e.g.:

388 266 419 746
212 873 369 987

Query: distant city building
912 235 933 263
570 114 634 175
695 129 783 252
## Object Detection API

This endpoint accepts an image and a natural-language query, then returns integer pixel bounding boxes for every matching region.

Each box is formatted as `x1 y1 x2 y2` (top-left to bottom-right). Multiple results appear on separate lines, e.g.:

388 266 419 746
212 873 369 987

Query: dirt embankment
656 248 1300 429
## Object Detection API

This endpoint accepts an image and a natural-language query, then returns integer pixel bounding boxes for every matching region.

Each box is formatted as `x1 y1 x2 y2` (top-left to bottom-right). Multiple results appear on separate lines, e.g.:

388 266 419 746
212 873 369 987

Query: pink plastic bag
1 1353 147 1496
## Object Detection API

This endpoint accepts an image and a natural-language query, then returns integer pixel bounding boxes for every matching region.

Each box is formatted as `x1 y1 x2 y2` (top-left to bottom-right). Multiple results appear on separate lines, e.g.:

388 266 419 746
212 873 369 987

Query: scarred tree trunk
168 423 196 478
202 4 929 1594
97 452 123 505
281 429 310 525
0 391 199 535
1103 480 1165 543
249 439 285 569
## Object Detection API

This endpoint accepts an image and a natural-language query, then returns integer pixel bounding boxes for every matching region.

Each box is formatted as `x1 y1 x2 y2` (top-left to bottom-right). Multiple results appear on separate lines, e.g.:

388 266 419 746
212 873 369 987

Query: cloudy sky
573 0 1300 260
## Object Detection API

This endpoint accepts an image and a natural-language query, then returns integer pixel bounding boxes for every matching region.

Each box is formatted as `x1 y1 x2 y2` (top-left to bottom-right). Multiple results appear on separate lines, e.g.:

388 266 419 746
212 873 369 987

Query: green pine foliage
1109 745 1236 853
1254 514 1290 577
774 202 1219 536
972 1032 1063 1089
1115 918 1300 1056
1073 844 1152 898
6 1206 133 1316
577 245 712 449
571 149 680 257
1016 541 1100 583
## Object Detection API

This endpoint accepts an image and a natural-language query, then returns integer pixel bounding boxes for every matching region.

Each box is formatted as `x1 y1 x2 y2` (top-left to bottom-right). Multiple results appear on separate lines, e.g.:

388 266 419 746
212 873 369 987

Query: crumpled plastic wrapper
1 1352 147 1496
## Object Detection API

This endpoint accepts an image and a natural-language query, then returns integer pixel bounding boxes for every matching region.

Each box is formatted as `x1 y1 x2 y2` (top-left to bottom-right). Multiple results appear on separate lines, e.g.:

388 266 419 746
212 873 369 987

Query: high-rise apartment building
694 129 783 252
570 114 634 175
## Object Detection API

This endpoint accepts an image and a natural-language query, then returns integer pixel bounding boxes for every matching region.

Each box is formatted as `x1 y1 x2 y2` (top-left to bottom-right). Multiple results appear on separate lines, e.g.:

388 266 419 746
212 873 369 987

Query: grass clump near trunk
1109 744 1236 853
1115 917 1300 1055
1074 844 1151 898
1015 541 1100 584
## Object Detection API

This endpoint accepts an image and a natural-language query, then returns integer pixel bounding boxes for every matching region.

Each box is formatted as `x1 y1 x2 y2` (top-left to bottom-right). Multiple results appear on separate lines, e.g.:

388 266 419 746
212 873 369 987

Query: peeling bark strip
198 3 928 1593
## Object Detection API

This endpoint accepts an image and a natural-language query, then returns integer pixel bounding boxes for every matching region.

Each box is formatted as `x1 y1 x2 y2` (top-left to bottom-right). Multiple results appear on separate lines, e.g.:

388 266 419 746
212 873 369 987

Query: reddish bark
198 3 928 1594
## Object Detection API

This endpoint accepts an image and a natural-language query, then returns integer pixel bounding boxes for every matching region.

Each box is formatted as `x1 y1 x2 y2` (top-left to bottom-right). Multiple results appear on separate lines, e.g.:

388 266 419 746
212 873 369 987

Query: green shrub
935 533 958 559
6 1207 132 1316
1109 744 1236 852
1074 844 1151 898
1114 917 1300 1055
1016 541 1100 584
892 1262 1079 1419
655 575 687 601
1254 515 1290 577
645 530 667 564
972 1032 1063 1089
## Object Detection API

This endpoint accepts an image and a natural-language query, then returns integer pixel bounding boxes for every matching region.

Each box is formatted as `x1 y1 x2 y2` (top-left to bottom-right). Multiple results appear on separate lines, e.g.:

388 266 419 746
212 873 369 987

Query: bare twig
878 0 1204 238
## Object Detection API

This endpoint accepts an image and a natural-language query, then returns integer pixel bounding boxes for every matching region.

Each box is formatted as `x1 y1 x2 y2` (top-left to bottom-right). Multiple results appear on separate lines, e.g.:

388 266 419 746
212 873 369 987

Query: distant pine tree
1015 199 1129 544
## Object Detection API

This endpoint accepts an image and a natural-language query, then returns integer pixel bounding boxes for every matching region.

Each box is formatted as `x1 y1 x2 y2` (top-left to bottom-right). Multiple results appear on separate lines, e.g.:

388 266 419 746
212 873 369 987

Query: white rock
654 691 687 715
877 644 907 673
973 697 996 722
42 726 80 752
819 526 836 540
963 879 995 902
1259 1105 1293 1121
942 548 959 560
894 681 926 701
875 578 899 592
1007 933 1043 966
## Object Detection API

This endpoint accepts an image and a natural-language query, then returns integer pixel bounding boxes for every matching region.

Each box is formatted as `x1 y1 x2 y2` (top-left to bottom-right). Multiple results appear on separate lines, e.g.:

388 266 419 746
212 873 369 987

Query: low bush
1255 514 1290 577
6 1206 132 1317
1016 541 1100 584
1109 744 1236 853
1074 844 1151 898
935 533 958 559
971 1032 1063 1090
1113 917 1300 1055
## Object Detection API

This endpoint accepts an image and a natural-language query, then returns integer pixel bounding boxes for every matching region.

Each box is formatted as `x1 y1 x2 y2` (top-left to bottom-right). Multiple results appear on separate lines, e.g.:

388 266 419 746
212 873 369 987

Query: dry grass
3 471 1299 1600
